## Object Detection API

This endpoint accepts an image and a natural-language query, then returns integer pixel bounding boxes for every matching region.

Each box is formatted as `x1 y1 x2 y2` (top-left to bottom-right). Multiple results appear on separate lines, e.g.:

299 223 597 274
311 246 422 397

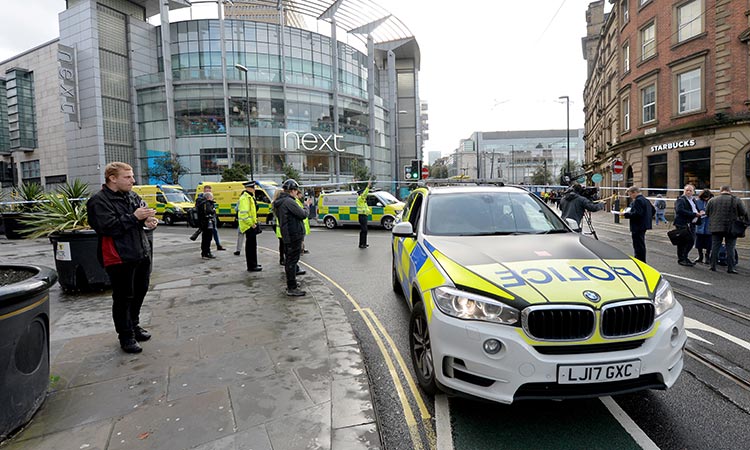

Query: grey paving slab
108 389 234 450
294 363 333 405
229 370 315 430
1 419 114 450
265 402 331 450
328 345 367 380
331 423 381 450
189 425 273 450
331 374 376 429
325 321 359 348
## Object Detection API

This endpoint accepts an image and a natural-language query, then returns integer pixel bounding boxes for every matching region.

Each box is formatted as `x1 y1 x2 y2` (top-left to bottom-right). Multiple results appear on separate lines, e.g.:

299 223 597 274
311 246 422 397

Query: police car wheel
409 303 438 395
324 216 337 229
163 214 174 226
382 216 395 230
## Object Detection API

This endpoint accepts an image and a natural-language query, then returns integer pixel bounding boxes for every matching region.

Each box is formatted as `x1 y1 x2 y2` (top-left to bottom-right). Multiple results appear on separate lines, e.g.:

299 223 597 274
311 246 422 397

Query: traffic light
410 159 421 180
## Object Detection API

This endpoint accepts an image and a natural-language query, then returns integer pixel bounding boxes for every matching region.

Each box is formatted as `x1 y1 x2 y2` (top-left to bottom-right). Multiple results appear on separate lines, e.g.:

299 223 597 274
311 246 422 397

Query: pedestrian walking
238 181 261 272
654 194 667 225
694 189 713 264
706 185 749 274
197 191 217 259
357 179 372 248
190 185 226 251
673 184 704 266
623 186 653 262
273 179 310 296
86 162 158 354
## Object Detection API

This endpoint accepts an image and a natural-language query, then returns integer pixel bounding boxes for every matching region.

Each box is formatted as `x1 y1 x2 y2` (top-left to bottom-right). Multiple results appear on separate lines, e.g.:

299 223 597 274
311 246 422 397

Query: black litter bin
0 264 57 440
49 230 110 293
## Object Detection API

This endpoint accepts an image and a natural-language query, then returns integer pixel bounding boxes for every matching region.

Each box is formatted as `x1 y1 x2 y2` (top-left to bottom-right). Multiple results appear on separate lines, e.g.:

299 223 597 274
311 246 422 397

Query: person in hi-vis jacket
356 179 372 248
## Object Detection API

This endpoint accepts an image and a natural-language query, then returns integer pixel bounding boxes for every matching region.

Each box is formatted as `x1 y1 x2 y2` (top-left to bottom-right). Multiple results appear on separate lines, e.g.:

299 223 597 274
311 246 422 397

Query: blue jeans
655 210 667 224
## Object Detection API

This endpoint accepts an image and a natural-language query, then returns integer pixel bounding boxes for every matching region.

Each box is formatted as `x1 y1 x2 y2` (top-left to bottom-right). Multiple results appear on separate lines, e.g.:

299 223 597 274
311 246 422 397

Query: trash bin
49 230 110 293
0 264 57 439
613 198 621 224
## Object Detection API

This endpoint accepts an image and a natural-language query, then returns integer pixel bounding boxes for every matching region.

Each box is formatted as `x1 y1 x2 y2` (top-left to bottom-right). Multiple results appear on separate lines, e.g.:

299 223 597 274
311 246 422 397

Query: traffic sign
612 159 624 174
592 173 603 183
421 166 429 179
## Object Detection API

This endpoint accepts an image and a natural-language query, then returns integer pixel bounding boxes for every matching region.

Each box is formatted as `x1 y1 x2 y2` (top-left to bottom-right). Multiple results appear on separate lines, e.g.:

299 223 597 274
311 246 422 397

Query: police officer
238 180 261 272
273 179 310 296
357 179 372 248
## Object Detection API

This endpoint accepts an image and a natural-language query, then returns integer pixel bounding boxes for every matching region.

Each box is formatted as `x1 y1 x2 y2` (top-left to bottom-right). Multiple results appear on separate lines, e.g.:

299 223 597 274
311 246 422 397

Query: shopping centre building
582 0 750 194
0 0 423 190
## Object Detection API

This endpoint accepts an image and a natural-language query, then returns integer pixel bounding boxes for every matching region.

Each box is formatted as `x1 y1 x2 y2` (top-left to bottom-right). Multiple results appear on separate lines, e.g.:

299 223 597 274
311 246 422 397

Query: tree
281 164 301 182
221 163 252 182
148 154 189 185
352 160 374 183
530 164 553 185
429 164 449 179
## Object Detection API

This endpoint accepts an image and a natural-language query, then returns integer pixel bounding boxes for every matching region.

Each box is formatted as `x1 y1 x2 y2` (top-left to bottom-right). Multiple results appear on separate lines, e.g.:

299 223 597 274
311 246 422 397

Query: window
623 42 630 73
641 22 656 60
21 160 40 183
639 0 651 5
648 154 667 196
200 148 228 175
641 84 656 124
622 96 631 131
621 1 629 24
677 68 701 113
680 148 710 189
677 0 701 42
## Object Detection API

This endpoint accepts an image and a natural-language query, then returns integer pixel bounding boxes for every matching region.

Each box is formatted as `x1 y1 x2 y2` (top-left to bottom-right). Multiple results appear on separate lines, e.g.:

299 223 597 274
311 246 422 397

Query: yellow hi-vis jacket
296 198 311 235
356 187 370 216
238 190 257 233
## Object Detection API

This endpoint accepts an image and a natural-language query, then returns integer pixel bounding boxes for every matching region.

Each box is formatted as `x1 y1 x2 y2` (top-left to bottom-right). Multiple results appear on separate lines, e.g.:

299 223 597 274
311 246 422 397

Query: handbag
667 226 691 246
729 197 748 238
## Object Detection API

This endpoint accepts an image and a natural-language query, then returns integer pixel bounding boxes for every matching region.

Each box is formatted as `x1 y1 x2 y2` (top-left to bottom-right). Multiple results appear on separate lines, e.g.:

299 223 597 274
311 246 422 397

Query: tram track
673 288 750 323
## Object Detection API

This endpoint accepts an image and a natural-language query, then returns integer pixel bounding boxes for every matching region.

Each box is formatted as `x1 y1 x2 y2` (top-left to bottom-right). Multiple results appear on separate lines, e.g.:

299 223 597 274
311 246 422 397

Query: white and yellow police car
392 185 685 404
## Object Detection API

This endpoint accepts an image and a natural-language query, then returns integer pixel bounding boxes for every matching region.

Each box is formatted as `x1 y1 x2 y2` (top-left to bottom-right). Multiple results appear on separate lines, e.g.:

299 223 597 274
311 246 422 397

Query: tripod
582 210 598 240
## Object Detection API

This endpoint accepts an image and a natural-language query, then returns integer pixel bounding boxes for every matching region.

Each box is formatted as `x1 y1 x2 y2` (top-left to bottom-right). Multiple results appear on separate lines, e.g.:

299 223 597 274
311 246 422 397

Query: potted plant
2 182 45 240
0 263 57 439
20 180 111 293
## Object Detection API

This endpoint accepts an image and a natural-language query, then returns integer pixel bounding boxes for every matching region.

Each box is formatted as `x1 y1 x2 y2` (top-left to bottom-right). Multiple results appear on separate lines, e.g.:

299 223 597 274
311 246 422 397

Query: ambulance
131 184 194 225
317 190 405 230
392 185 686 404
194 180 277 227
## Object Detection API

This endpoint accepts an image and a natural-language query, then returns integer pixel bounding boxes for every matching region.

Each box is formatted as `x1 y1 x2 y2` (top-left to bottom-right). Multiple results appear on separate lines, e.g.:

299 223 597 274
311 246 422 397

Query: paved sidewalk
0 231 379 450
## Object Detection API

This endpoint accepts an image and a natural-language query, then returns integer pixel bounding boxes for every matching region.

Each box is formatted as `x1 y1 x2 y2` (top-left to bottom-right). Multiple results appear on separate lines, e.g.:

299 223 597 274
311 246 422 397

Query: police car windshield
162 188 191 203
424 192 567 236
375 191 399 205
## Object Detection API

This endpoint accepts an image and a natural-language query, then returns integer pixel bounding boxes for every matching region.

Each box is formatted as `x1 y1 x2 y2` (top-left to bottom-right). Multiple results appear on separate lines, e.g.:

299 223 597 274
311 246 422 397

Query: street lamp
559 95 570 184
235 63 254 181
510 144 515 184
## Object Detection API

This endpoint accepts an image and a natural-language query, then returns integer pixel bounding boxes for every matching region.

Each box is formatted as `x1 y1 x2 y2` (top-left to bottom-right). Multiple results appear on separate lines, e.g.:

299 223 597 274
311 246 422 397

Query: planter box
0 264 57 440
1 213 38 240
49 230 110 293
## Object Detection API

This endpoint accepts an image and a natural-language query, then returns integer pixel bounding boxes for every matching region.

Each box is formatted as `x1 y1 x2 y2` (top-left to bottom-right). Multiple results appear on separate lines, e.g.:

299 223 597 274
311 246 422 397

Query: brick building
582 0 750 195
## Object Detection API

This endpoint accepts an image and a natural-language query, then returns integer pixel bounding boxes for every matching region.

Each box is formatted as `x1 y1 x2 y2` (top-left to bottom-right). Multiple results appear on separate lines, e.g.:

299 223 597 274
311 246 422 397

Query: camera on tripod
580 186 600 201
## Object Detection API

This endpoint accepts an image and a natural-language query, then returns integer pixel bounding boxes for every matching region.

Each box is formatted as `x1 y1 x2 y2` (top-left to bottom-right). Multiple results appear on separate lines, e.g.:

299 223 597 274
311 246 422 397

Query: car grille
601 300 655 337
522 306 595 341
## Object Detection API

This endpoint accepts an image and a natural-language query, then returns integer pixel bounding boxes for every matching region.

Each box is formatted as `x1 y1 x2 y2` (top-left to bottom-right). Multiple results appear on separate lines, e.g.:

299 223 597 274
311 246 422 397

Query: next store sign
282 131 345 152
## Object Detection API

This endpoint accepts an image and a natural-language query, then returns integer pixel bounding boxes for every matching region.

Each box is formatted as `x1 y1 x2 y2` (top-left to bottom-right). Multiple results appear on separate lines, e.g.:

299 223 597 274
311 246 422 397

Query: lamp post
235 63 254 181
510 144 515 184
558 95 570 184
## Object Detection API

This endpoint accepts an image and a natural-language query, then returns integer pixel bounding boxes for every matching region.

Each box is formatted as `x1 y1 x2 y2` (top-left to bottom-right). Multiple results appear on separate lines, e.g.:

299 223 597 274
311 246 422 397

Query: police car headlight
433 287 519 325
653 278 675 316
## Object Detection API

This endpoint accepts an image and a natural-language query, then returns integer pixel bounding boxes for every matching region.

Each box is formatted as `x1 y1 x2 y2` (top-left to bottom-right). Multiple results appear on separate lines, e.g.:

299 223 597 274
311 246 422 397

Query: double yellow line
301 261 437 449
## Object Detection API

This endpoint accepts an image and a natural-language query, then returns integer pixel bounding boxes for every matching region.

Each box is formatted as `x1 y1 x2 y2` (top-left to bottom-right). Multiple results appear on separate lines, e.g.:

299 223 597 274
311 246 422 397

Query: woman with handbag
673 184 704 266
694 189 713 264
705 185 749 274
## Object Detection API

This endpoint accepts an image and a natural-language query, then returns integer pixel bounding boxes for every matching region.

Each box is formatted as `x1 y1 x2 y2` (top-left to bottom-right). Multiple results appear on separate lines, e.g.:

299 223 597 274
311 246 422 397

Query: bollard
613 198 620 224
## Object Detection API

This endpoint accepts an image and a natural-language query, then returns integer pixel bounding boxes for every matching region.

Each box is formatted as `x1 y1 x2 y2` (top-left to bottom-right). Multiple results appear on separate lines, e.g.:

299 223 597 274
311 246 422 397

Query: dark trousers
278 237 285 263
244 228 258 269
284 238 303 289
631 230 647 262
358 214 368 246
200 226 212 256
676 225 695 262
710 232 738 270
105 259 151 341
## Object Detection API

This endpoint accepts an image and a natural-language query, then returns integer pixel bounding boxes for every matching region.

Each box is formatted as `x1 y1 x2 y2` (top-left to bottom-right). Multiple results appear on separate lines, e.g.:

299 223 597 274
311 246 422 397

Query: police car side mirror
392 221 415 237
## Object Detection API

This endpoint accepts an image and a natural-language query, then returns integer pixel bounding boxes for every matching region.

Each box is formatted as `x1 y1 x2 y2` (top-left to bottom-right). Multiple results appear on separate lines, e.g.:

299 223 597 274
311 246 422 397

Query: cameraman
560 183 604 232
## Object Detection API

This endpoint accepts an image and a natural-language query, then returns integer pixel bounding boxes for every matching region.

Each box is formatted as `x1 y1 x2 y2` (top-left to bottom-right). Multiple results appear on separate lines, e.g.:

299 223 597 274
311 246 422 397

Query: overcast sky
0 0 605 157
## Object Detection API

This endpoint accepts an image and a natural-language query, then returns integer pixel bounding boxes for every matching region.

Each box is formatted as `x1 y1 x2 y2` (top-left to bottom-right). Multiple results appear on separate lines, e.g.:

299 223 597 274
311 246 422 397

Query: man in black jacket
87 162 158 353
273 179 310 297
623 186 653 262
197 191 217 259
560 184 604 232
705 185 749 273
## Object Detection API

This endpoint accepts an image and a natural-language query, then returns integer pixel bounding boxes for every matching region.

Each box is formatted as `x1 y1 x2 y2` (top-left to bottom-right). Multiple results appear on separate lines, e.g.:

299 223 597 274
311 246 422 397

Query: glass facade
680 148 710 189
138 19 391 184
6 69 37 150
0 79 9 154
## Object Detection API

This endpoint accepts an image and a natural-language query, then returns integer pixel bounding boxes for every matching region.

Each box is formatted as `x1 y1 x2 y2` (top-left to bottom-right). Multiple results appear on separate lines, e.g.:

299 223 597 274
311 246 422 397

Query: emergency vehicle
392 185 685 403
195 181 277 226
317 190 404 230
131 184 193 225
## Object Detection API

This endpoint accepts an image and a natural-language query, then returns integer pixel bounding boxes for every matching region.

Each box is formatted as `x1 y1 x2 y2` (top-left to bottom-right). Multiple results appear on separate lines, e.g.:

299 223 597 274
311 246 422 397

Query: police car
392 185 686 403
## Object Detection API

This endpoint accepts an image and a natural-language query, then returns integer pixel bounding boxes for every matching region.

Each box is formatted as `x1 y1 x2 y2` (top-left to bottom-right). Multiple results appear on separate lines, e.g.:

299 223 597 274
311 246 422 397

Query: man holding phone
87 162 158 354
